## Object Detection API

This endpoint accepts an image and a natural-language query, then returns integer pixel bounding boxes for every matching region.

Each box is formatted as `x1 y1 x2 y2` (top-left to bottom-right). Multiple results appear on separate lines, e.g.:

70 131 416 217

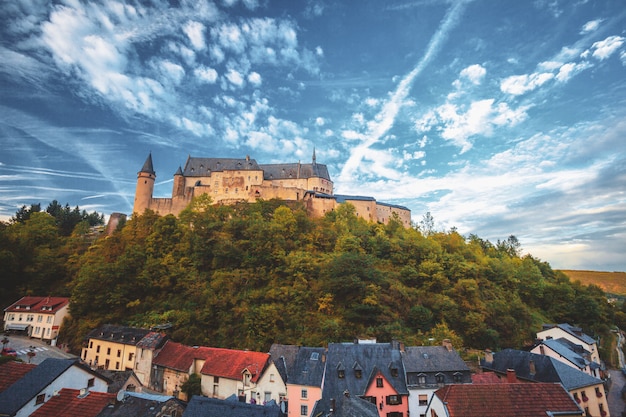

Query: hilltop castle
133 152 411 226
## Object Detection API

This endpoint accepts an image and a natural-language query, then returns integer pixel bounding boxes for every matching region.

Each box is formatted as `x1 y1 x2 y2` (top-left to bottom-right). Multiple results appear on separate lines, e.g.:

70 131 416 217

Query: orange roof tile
29 388 115 417
152 341 213 372
200 348 269 383
435 383 582 417
0 361 37 391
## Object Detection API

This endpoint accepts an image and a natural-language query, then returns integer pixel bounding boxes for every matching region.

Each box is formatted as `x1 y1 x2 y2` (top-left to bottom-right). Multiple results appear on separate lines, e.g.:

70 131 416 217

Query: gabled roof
152 341 212 372
540 323 596 345
135 331 168 350
4 296 69 314
94 370 142 393
269 344 300 383
471 371 504 384
403 346 470 373
200 348 270 383
85 325 152 346
0 361 37 392
288 347 326 387
29 388 115 417
482 349 603 390
182 395 282 417
0 359 79 415
433 383 583 417
183 157 261 176
539 338 590 369
331 393 380 417
260 162 331 182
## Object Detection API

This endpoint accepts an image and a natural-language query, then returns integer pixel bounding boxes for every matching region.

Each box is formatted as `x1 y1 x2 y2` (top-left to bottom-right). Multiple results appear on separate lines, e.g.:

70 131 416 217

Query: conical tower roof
140 153 156 175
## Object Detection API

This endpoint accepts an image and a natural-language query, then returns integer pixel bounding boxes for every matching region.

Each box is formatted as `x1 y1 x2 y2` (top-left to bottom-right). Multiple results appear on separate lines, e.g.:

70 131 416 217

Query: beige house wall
536 327 600 364
82 339 138 371
570 384 609 417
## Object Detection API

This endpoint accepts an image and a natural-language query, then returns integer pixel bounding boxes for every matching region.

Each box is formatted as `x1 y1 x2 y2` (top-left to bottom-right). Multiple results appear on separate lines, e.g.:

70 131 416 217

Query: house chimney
506 369 517 383
484 349 493 364
442 339 453 352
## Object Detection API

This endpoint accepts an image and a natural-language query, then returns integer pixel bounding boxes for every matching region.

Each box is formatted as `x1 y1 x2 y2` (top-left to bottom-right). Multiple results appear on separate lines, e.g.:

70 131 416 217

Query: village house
481 349 609 417
312 339 409 417
81 325 163 372
425 378 583 417
537 323 601 365
270 345 326 417
0 358 110 417
531 337 601 378
150 341 213 400
3 296 70 342
96 391 186 417
403 340 472 417
133 330 169 387
199 347 284 405
28 388 115 417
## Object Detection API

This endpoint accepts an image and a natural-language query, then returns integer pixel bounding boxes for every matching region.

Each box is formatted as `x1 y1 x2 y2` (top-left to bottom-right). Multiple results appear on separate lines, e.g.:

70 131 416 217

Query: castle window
235 188 238 193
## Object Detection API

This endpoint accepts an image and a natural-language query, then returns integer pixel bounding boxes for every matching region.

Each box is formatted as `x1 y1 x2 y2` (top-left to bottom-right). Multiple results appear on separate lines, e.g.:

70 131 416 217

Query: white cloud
459 64 486 85
580 19 602 34
225 68 244 87
500 72 554 95
194 66 218 83
248 71 261 86
591 35 625 60
555 61 590 82
315 117 325 126
159 60 185 85
183 21 206 51
315 46 324 56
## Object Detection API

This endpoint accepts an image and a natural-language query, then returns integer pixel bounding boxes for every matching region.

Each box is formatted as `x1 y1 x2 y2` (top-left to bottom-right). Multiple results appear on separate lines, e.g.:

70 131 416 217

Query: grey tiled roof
289 347 326 387
260 163 331 181
182 396 282 417
96 393 185 417
269 344 299 384
481 349 603 391
541 338 589 369
183 157 261 176
403 346 470 373
334 195 376 203
0 358 76 415
86 324 151 346
541 323 596 345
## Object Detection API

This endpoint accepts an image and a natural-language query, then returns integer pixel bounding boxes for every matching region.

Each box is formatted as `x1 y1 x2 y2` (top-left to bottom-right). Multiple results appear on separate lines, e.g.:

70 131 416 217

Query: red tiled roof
471 372 504 384
200 348 269 383
435 383 582 417
4 296 69 314
152 341 213 372
0 361 37 391
29 388 115 417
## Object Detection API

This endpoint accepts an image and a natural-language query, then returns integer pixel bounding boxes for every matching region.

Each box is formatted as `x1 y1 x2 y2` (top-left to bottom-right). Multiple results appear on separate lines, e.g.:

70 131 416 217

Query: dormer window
355 369 362 379
391 367 399 378
338 370 345 379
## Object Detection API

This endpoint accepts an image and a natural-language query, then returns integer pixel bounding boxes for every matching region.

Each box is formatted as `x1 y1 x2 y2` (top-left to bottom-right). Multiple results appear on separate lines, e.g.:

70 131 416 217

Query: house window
128 352 134 361
96 345 100 353
107 347 111 355
418 375 426 385
301 405 308 416
338 370 345 378
47 316 52 323
355 369 362 379
117 349 121 357
376 377 384 387
453 373 463 383
36 394 45 405
387 413 403 417
270 373 275 382
301 389 308 399
90 341 93 349
386 395 402 405
244 373 251 386
265 392 271 403
391 367 399 377
37 315 42 322
88 378 95 387
419 394 428 406
595 387 603 398
105 359 110 368
436 374 445 384
115 362 120 370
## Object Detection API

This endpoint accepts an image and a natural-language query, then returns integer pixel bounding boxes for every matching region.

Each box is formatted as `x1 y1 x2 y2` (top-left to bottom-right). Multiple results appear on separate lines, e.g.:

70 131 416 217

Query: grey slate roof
182 396 282 417
540 338 590 370
403 346 471 373
96 392 185 417
334 195 376 203
139 154 155 175
324 393 379 417
260 162 331 181
481 349 603 391
542 323 597 345
0 358 76 415
289 347 326 387
95 370 141 393
313 342 407 417
183 157 261 176
269 344 300 385
86 324 151 346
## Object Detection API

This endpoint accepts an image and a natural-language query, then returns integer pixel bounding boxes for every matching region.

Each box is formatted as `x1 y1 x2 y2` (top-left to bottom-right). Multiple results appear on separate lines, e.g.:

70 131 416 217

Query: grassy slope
559 270 626 296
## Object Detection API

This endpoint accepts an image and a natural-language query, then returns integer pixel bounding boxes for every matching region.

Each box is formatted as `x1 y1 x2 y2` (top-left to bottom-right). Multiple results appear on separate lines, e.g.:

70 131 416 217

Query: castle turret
172 166 185 197
133 153 156 215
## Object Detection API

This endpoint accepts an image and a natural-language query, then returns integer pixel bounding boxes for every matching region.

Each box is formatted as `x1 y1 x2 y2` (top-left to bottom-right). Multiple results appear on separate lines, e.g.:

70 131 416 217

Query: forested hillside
0 198 615 354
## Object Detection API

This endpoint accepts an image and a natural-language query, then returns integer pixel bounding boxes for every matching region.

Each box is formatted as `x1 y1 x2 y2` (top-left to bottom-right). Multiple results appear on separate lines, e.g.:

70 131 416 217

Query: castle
133 152 411 226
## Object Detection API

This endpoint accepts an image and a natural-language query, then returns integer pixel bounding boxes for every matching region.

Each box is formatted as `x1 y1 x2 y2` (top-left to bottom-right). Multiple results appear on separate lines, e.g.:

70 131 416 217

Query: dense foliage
0 199 615 354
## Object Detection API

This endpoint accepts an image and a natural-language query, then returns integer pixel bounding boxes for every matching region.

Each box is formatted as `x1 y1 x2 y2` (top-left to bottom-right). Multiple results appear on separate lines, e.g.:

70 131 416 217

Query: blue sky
0 0 625 271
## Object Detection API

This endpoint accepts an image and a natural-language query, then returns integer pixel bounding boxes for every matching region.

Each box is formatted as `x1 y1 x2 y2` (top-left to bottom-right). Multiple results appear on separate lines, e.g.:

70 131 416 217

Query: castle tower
133 153 156 214
172 166 185 197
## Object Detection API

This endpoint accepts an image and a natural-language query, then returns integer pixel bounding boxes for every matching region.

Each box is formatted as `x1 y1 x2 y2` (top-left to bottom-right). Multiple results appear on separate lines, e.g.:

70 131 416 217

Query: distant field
559 270 626 296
